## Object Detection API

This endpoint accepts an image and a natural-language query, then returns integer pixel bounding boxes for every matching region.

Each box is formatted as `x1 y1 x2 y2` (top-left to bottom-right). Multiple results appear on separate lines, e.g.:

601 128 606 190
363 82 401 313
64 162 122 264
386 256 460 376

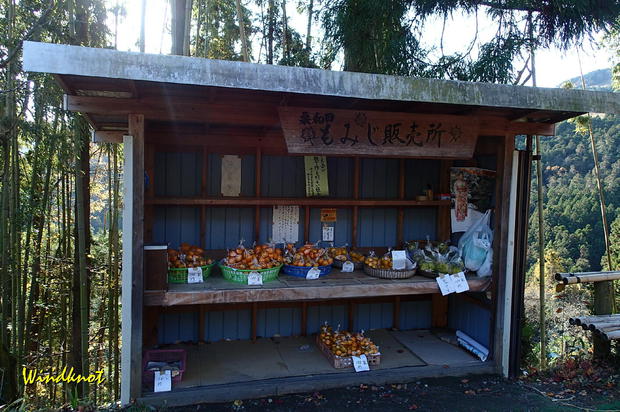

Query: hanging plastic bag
458 210 493 272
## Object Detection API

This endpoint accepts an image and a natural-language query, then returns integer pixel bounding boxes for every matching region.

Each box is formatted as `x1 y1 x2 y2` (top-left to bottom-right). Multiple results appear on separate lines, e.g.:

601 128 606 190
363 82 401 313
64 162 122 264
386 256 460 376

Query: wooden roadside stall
23 41 620 407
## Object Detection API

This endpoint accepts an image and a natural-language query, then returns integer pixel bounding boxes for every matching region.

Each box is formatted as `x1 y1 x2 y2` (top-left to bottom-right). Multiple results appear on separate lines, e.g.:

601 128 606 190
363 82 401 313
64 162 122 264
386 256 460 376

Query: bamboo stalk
563 273 620 284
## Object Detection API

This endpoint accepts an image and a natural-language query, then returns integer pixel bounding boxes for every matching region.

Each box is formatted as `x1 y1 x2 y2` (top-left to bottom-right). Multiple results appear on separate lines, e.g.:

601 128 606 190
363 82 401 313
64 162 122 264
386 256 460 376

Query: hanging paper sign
221 155 242 197
187 267 203 284
272 205 299 243
304 156 329 197
436 274 457 296
451 272 470 293
322 225 334 242
352 354 370 372
248 271 263 286
342 261 355 272
154 370 172 392
280 107 479 158
320 208 337 222
391 250 407 270
306 267 321 280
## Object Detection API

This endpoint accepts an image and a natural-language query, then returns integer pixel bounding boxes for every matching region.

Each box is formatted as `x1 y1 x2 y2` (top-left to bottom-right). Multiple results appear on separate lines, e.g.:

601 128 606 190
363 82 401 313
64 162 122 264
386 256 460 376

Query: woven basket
332 259 364 270
219 264 282 284
282 264 332 278
167 263 215 284
363 265 417 279
417 269 440 278
316 336 381 369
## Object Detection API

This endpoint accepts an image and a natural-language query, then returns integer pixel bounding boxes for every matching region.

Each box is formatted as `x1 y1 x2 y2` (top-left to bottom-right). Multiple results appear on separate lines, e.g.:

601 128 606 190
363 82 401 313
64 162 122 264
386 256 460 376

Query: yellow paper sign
304 156 329 197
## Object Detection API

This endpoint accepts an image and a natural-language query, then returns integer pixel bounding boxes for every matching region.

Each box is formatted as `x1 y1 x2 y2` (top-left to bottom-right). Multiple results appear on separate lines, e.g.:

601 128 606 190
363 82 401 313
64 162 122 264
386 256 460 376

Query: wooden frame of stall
22 41 620 407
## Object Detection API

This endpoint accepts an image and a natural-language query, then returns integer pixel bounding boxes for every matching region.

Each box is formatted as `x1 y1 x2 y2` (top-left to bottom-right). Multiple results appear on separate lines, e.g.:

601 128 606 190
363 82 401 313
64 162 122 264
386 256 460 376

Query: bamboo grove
1 0 620 408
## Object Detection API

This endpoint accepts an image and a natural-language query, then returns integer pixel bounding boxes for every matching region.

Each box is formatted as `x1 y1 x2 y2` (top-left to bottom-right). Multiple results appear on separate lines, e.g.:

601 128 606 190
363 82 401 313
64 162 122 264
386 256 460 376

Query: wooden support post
431 295 448 328
142 306 159 348
202 147 208 249
255 147 261 243
437 160 452 240
144 143 155 242
301 302 308 336
393 296 401 330
397 159 405 245
120 114 145 405
304 205 310 243
251 302 258 342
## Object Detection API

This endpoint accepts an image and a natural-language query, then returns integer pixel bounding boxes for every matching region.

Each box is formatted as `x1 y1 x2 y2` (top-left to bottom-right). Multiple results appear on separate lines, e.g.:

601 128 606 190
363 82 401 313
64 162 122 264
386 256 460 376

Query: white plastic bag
458 210 493 272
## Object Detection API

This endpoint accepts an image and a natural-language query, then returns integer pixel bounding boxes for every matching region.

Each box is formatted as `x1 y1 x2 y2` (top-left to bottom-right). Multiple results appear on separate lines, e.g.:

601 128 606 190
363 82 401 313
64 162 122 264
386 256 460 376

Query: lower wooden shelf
144 270 491 306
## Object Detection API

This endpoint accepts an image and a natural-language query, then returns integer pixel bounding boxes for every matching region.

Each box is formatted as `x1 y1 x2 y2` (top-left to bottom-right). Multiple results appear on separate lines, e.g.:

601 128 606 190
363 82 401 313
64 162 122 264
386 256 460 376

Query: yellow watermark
23 366 106 386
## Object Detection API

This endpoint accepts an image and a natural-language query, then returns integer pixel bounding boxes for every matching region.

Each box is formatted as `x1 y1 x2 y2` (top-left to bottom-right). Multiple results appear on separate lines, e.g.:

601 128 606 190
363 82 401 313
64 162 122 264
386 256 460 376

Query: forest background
1 0 620 408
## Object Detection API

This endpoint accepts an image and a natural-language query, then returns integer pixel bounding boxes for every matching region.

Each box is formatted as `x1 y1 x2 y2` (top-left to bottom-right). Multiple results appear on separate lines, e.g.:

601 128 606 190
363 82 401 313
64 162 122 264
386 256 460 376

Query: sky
108 0 614 88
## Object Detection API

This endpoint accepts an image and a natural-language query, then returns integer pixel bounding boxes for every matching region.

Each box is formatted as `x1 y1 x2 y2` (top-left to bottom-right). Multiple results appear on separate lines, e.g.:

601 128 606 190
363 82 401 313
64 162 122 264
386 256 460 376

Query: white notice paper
306 267 321 280
322 226 334 241
248 271 263 286
272 205 299 243
436 274 456 296
341 261 355 272
221 155 242 197
187 267 203 284
154 370 172 392
391 250 407 270
452 272 469 293
352 354 370 372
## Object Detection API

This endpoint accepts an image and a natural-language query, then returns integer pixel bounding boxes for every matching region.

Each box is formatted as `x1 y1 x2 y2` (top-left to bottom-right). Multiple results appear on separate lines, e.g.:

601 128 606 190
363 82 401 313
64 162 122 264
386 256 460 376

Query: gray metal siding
205 207 255 249
307 304 349 334
357 208 398 246
256 307 302 338
355 303 393 331
154 151 202 197
158 312 199 344
400 300 433 329
448 294 492 349
152 206 201 250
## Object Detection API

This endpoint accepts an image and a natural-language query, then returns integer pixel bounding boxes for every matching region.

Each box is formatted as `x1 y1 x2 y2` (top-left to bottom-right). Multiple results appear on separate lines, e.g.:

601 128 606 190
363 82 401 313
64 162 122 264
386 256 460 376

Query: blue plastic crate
282 264 332 278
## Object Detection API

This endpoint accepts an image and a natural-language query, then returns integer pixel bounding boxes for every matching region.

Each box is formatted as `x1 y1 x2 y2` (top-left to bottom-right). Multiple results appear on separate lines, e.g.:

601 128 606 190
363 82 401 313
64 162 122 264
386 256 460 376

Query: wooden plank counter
144 271 491 306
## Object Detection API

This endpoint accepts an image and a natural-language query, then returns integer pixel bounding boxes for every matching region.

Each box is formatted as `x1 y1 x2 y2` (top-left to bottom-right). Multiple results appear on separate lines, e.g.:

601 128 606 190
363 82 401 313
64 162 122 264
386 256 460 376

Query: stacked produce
224 243 284 270
364 251 392 269
407 240 464 276
284 243 333 267
318 324 379 357
167 243 214 268
328 246 365 264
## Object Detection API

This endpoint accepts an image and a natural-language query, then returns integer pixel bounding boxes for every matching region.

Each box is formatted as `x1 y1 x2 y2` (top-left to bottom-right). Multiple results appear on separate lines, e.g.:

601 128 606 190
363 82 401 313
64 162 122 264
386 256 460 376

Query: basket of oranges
220 242 284 284
317 323 380 369
328 246 365 270
363 251 417 279
167 243 215 283
282 243 333 278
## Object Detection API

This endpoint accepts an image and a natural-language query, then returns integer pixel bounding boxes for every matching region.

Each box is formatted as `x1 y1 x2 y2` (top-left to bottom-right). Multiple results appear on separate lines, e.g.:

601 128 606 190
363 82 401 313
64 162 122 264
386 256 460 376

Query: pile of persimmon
224 244 284 270
364 252 392 269
329 247 365 264
168 243 213 268
284 243 333 267
319 324 379 357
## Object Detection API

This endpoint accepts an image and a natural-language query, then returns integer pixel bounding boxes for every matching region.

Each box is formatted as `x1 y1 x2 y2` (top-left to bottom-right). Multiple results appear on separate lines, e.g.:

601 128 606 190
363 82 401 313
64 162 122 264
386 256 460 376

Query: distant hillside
560 68 612 91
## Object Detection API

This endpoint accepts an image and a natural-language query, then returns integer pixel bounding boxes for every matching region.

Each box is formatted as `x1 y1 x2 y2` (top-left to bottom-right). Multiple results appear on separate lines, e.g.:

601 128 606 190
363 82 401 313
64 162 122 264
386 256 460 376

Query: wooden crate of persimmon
316 324 381 369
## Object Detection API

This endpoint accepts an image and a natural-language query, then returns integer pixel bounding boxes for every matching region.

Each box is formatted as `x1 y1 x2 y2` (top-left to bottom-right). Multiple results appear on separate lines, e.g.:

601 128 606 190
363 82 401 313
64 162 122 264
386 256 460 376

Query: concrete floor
145 329 479 393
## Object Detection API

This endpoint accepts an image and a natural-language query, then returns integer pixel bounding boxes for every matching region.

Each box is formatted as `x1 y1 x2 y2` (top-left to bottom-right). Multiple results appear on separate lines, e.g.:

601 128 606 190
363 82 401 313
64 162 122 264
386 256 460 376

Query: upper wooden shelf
144 270 491 306
144 197 450 207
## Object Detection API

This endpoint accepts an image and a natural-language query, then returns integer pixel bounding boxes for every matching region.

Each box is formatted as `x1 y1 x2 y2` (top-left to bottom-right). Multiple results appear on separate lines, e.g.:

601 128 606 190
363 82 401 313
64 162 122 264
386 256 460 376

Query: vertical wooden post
397 159 405 245
120 114 144 405
255 147 261 243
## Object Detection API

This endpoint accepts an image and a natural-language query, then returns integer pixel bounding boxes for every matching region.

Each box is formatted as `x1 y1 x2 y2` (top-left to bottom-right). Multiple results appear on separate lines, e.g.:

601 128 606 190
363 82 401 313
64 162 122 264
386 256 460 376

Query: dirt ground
158 368 620 412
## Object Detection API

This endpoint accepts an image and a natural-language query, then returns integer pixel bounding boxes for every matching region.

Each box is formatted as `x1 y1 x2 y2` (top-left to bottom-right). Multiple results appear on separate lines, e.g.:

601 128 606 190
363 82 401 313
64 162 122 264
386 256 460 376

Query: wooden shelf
144 270 491 306
144 197 450 207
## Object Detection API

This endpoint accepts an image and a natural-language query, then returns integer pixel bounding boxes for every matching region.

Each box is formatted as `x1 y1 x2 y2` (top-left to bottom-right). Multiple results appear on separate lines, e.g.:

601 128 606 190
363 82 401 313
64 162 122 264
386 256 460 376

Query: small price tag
247 271 263 285
352 354 370 372
154 370 172 392
322 225 334 241
306 267 321 279
451 272 469 293
391 250 407 270
341 261 355 272
187 267 203 284
436 274 456 296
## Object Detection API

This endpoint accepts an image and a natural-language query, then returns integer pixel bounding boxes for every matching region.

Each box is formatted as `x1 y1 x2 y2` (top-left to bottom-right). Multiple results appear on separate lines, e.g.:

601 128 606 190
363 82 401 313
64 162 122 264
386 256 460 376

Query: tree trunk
171 0 187 55
183 0 193 56
139 0 146 52
281 0 289 61
267 0 274 64
235 0 249 62
305 0 313 51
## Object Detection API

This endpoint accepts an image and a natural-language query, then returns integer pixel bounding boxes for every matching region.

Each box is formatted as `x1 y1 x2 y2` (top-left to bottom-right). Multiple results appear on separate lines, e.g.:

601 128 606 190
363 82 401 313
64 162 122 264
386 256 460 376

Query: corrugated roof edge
22 41 620 115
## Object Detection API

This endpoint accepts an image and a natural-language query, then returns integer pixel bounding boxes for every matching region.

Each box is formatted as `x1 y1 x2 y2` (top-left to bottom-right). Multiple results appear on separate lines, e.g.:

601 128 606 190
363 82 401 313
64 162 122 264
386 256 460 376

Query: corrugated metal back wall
152 152 490 344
